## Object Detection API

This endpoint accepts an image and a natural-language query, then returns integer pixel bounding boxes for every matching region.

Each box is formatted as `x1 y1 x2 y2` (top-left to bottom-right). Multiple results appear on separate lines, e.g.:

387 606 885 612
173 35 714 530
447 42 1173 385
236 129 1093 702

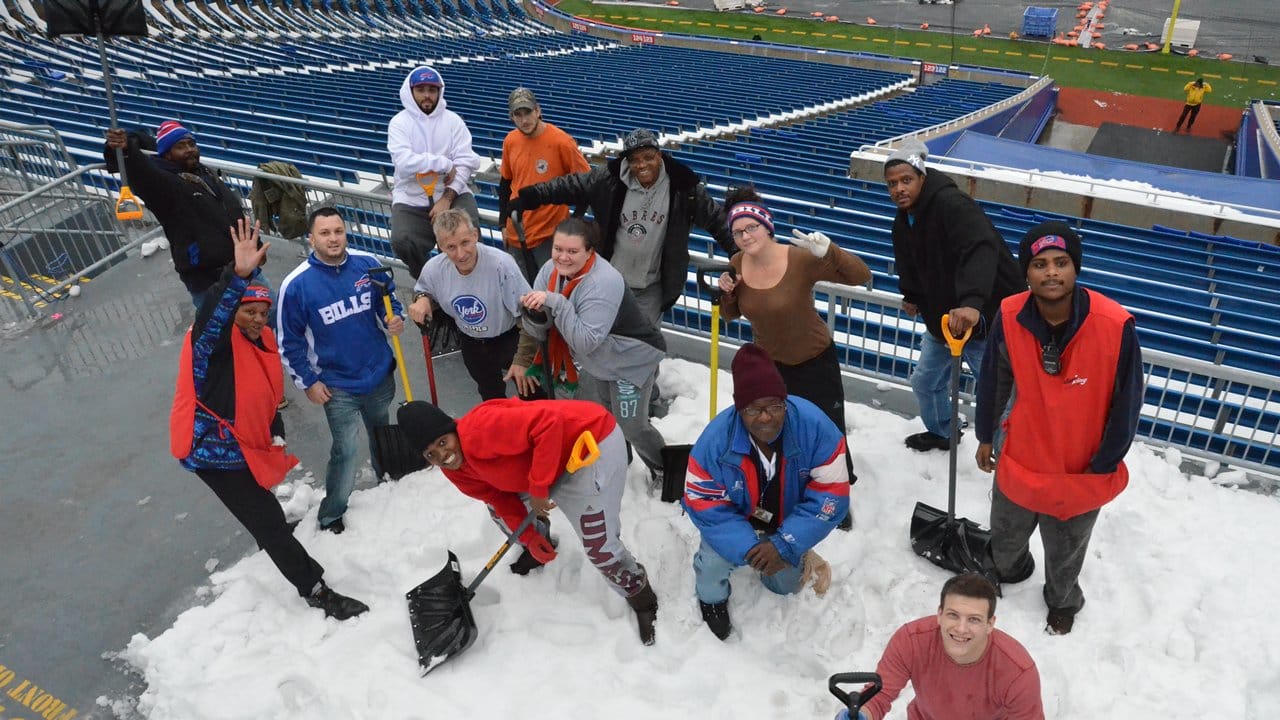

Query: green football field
553 0 1280 107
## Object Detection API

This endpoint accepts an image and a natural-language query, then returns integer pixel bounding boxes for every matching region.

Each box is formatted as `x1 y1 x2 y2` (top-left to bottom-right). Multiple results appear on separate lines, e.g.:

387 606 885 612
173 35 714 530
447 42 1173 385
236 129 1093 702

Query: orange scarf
535 252 598 384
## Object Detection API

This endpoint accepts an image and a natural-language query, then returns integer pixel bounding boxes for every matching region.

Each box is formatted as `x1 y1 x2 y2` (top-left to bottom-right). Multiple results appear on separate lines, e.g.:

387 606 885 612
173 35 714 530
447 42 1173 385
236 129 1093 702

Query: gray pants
390 194 481 280
579 368 665 472
989 479 1100 614
631 283 664 330
507 237 552 285
493 428 649 598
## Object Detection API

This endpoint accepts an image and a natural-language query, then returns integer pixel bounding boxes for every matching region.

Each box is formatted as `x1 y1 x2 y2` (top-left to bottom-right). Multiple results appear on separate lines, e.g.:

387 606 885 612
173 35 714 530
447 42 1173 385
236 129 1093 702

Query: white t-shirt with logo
414 244 531 339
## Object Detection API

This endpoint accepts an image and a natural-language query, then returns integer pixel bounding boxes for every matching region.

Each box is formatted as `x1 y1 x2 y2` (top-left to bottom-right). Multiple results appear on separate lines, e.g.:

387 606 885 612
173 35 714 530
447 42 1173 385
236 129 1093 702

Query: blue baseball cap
409 67 443 87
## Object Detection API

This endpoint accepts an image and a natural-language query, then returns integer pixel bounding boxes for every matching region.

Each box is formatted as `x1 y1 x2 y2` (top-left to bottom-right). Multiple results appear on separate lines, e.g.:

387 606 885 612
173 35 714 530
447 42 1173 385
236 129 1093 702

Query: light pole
1161 0 1183 54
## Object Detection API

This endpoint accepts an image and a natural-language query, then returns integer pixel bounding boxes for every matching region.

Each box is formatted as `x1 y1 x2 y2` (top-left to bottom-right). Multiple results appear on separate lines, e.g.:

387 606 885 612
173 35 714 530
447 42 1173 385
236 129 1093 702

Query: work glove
525 534 558 565
801 549 832 596
833 711 867 720
790 228 832 258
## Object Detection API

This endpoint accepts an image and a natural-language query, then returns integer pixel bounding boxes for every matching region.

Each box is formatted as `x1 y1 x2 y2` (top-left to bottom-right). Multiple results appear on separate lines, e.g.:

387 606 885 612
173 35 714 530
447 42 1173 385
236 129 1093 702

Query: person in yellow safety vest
1174 78 1211 133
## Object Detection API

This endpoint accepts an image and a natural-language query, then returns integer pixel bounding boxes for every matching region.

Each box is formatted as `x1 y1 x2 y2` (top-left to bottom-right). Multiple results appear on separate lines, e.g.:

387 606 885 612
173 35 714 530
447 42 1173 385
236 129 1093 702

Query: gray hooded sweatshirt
387 65 482 207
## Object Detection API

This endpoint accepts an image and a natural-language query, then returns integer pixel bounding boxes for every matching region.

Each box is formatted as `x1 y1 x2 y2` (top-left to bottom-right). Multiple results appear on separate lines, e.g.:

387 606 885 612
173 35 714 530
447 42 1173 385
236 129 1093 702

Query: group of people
107 67 1143 716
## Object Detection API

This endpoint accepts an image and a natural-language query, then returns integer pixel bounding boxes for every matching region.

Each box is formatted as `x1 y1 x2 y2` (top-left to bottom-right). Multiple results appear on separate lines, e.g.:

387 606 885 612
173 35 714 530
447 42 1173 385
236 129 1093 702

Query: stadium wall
1236 101 1280 180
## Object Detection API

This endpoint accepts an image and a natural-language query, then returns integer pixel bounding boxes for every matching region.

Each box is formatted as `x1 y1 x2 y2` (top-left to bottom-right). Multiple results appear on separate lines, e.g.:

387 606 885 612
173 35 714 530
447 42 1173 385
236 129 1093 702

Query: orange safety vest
170 324 297 489
996 289 1132 520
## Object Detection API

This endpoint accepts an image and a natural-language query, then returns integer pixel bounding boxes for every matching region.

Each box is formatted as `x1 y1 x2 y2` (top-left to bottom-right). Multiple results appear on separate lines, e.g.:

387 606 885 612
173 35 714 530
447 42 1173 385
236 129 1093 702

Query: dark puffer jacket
890 169 1023 340
116 135 243 294
519 153 735 310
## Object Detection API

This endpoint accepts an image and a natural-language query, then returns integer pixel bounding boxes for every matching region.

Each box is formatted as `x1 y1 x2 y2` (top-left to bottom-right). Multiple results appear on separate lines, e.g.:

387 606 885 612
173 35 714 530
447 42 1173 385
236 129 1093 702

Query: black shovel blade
371 424 428 481
909 501 1001 588
405 551 478 675
659 444 693 503
427 305 464 356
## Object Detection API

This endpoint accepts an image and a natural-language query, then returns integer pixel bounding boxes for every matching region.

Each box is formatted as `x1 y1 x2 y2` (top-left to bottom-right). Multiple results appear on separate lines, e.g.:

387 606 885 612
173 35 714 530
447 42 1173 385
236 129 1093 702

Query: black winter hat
1018 220 1082 276
622 128 660 157
397 401 456 452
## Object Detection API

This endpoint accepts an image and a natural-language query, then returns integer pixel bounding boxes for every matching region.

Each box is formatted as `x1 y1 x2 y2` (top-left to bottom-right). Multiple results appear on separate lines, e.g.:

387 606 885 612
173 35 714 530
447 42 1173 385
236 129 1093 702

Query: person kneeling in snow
170 219 368 620
974 221 1142 636
397 398 660 645
682 343 848 641
849 573 1043 720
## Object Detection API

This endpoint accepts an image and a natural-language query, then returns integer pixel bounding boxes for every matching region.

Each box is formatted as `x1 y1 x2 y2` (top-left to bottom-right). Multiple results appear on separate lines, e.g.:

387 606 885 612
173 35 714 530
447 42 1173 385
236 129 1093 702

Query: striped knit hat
155 120 194 156
241 285 272 306
727 202 774 236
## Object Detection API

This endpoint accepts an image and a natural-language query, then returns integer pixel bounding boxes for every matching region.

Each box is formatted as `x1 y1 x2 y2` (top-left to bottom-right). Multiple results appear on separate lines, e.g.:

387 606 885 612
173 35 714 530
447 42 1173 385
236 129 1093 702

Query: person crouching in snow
170 219 368 620
974 221 1143 636
682 343 849 641
397 398 660 645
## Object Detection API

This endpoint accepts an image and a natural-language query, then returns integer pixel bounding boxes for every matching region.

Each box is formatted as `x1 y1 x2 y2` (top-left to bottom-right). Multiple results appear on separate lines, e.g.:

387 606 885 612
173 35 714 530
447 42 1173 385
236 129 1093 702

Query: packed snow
118 358 1280 719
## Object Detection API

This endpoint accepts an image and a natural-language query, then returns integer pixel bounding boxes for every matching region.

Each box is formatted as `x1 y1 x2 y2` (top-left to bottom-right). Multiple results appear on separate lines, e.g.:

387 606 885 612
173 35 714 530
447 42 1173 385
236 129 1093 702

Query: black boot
626 582 658 646
700 600 731 641
305 581 369 620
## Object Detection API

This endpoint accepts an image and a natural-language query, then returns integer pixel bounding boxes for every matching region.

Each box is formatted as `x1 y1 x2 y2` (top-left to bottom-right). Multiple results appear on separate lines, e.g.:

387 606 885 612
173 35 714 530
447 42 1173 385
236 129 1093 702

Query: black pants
197 467 324 597
1175 103 1201 131
460 326 520 401
775 343 857 483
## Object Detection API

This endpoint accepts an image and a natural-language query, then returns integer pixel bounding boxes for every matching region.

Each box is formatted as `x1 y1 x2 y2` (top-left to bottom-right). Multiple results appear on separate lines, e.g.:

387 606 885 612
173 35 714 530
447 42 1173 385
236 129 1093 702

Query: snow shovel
406 510 538 676
828 672 883 718
908 314 1000 587
510 210 539 286
659 263 732 503
367 266 428 481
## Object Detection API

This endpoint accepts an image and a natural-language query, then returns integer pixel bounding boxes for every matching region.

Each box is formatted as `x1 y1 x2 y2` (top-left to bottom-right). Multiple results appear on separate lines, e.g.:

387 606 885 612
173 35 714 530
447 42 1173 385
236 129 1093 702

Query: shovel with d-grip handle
367 265 431 481
828 672 883 720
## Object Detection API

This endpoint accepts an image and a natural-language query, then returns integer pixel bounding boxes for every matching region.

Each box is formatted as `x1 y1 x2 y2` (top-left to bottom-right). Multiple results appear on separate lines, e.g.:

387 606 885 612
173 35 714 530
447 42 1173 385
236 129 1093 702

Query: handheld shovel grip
115 185 143 222
566 431 600 473
415 171 440 198
940 313 972 357
828 672 883 714
368 266 413 403
696 265 730 305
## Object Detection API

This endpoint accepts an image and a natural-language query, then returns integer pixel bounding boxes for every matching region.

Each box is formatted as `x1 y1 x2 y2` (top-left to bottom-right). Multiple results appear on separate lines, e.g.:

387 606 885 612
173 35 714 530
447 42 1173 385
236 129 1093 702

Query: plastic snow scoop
908 314 1000 588
406 436 600 675
407 510 538 675
366 266 427 481
659 262 733 503
828 672 883 718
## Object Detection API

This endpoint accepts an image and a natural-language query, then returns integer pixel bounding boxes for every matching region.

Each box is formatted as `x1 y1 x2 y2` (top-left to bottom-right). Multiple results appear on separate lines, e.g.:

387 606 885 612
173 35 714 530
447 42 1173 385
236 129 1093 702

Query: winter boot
699 600 732 641
626 581 658 646
305 581 369 620
510 518 557 575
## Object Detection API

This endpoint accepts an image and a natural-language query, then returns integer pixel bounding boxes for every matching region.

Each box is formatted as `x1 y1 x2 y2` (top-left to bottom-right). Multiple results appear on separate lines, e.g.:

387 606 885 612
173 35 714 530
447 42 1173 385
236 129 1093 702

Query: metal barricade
0 123 80 198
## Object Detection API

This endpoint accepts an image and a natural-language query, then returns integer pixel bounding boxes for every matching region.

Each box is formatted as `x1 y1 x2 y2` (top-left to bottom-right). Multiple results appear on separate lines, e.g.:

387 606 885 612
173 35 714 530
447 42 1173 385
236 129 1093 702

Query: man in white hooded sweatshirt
387 66 483 279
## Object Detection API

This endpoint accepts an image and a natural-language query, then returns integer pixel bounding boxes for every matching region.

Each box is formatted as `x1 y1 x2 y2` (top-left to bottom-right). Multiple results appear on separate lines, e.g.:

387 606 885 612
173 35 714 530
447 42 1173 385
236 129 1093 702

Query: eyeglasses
731 223 763 240
1041 341 1061 376
742 403 786 418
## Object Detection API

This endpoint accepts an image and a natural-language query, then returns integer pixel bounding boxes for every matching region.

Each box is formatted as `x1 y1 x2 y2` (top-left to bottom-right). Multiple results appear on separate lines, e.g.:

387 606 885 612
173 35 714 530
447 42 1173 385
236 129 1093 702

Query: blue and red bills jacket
682 396 849 568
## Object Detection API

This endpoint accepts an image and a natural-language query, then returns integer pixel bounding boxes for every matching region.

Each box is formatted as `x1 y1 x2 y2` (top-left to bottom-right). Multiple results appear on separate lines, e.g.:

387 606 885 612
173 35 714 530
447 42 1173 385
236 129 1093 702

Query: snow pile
119 359 1280 719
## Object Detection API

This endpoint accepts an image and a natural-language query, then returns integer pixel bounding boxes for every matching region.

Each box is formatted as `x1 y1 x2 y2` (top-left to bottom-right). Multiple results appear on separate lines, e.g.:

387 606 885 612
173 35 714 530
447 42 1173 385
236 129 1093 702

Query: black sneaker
837 512 853 532
320 517 345 534
699 600 732 641
1045 598 1084 636
904 431 958 452
510 547 547 575
305 582 369 620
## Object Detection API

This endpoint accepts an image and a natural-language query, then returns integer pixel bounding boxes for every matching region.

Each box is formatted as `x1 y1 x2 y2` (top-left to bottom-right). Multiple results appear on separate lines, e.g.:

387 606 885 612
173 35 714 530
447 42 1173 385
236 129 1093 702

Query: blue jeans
909 332 988 439
693 537 802 604
317 371 395 526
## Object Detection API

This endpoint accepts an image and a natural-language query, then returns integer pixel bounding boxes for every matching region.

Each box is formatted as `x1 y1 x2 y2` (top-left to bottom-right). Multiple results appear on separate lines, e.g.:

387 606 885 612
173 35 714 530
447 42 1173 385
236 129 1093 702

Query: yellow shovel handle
940 313 972 358
116 185 144 221
383 294 413 402
566 431 600 473
416 171 439 198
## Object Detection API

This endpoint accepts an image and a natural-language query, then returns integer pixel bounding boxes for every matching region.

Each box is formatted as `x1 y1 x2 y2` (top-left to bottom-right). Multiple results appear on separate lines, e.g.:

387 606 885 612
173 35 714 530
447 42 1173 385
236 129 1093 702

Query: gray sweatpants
578 368 665 472
390 194 481 280
989 427 1100 614
492 428 648 598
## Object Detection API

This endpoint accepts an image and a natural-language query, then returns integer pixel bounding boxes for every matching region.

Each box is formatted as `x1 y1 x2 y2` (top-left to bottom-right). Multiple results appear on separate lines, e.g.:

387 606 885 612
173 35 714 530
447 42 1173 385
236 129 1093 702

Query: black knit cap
1018 220 1082 276
397 401 456 452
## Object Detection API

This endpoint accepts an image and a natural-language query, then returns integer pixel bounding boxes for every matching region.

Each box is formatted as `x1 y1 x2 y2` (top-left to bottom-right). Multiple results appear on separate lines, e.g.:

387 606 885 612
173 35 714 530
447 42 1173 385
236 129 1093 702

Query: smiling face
884 163 924 212
439 224 479 276
937 593 995 665
234 301 270 341
308 213 348 265
551 229 592 277
626 147 663 188
1026 248 1076 304
731 216 772 255
165 137 200 172
742 396 786 445
423 432 464 470
411 84 442 115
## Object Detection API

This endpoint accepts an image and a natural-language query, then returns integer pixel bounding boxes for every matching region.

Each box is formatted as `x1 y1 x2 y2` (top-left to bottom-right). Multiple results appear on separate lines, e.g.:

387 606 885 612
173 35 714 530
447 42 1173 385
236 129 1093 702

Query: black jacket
519 153 735 310
112 135 243 294
890 170 1023 339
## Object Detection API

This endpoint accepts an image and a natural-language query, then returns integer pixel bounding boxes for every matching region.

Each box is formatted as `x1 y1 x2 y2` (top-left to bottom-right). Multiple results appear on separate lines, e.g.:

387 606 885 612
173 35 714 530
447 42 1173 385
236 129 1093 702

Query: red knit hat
241 285 272 306
732 343 787 411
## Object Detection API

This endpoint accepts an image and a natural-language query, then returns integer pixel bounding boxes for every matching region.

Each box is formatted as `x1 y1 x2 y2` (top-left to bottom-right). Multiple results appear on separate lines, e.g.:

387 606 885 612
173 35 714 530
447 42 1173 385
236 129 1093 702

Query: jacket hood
399 66 448 119
607 152 700 191
908 168 958 217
